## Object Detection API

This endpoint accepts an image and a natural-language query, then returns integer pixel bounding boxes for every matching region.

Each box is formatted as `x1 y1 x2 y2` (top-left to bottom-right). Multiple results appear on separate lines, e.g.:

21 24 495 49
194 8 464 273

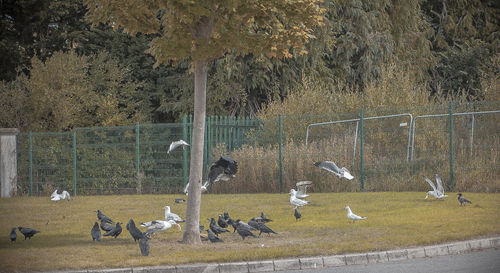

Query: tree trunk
181 59 208 244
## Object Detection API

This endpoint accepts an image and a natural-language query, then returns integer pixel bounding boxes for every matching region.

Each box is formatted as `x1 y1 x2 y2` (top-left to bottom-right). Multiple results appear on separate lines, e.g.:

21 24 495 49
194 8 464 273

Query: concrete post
0 128 19 197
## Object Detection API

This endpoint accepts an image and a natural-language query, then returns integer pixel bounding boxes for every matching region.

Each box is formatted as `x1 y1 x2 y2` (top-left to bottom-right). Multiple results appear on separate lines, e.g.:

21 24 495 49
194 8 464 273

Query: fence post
278 114 283 194
360 109 364 191
449 102 454 190
72 129 77 196
135 123 140 178
28 132 33 196
182 115 189 187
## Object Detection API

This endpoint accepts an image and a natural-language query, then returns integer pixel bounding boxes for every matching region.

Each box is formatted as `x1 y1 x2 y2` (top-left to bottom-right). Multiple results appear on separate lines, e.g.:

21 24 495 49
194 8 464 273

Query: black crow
10 227 17 242
223 211 230 221
247 218 260 230
208 218 229 236
235 224 257 240
294 208 301 221
254 212 272 223
91 222 101 242
103 222 122 238
96 210 113 224
207 229 224 243
249 218 277 237
227 218 239 232
139 235 150 256
204 155 238 189
100 219 114 232
457 193 472 206
18 227 40 240
126 219 145 242
217 214 228 228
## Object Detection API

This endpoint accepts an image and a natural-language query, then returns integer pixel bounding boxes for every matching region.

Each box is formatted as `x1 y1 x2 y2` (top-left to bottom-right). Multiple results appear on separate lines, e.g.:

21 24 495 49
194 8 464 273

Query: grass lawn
0 192 499 272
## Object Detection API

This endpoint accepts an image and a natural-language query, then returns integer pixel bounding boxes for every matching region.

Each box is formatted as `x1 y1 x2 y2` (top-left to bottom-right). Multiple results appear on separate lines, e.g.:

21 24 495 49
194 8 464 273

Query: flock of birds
10 139 474 257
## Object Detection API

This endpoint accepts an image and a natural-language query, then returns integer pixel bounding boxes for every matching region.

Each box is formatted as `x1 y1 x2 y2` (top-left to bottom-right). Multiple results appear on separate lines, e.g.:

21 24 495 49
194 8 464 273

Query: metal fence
16 101 500 196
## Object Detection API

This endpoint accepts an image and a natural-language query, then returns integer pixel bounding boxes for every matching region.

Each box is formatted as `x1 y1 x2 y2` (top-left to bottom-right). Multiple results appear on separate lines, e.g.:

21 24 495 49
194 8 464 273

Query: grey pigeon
217 214 228 228
96 210 113 224
139 235 150 256
294 208 301 221
207 229 224 243
457 193 472 206
235 223 257 240
18 227 40 240
10 227 17 242
208 218 229 236
100 219 114 232
126 219 145 242
103 222 122 238
91 222 101 241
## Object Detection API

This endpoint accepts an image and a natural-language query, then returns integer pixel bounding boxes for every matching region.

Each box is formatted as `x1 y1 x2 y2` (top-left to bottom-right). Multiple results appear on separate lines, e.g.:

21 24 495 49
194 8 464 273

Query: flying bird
457 193 472 206
100 219 114 232
164 206 184 223
139 236 151 256
91 222 101 242
142 220 181 236
313 161 354 180
50 190 71 201
103 222 122 238
295 181 313 199
423 174 448 199
96 210 113 224
345 206 367 223
10 227 17 242
294 208 302 221
126 219 145 242
184 155 238 195
167 139 190 154
290 189 310 207
207 229 224 243
17 227 40 240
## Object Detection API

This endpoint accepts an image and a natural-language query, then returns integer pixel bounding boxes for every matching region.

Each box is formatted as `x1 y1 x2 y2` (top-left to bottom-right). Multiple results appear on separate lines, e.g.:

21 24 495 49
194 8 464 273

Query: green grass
0 192 499 272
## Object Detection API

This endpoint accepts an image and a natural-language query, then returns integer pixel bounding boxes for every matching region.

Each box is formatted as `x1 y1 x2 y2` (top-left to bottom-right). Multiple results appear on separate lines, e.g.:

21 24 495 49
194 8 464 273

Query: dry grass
0 193 499 272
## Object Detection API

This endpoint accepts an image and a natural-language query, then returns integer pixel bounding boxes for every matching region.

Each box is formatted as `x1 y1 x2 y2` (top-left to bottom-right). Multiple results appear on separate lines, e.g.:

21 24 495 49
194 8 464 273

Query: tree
84 0 325 244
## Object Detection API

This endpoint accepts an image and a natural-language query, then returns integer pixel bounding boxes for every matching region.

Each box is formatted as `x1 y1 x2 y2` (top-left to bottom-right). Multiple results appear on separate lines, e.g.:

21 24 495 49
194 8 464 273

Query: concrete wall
0 128 19 197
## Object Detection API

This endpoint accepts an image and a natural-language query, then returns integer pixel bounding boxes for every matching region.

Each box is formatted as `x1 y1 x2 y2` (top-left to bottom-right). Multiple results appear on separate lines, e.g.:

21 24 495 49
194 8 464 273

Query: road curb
72 236 499 273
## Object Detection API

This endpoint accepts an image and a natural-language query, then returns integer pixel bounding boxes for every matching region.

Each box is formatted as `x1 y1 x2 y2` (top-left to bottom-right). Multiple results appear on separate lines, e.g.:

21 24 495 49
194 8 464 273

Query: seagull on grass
457 193 472 206
91 222 101 242
10 227 17 242
142 220 181 236
290 189 310 207
423 174 448 200
164 206 184 223
50 190 71 201
295 181 313 198
167 140 190 154
17 227 40 240
103 222 122 238
184 155 238 195
345 206 367 223
313 161 354 180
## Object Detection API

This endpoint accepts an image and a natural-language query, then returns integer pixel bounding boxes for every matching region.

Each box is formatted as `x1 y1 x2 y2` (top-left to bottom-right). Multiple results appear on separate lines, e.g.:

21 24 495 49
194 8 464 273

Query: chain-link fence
16 101 500 196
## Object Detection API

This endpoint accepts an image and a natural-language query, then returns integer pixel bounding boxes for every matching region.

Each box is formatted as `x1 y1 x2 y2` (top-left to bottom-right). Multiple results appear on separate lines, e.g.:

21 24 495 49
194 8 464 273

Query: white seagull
423 174 448 200
50 190 71 201
164 206 184 223
167 139 190 154
141 219 181 235
345 206 367 222
290 189 310 207
295 181 313 199
313 161 354 180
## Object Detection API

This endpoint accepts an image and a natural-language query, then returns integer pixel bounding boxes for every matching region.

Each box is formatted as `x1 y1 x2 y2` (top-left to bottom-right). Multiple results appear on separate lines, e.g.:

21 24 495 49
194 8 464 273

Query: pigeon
10 227 17 242
142 220 181 236
164 206 184 223
50 190 71 201
345 206 367 223
208 218 229 236
218 214 228 228
17 227 40 240
126 219 145 242
290 189 310 207
206 229 224 243
96 210 113 224
313 161 354 180
295 181 313 198
184 155 238 195
457 193 472 206
175 198 185 203
235 223 257 240
103 222 122 238
423 174 448 199
100 219 114 232
294 208 301 221
139 235 151 256
249 218 277 237
91 222 101 242
167 139 190 154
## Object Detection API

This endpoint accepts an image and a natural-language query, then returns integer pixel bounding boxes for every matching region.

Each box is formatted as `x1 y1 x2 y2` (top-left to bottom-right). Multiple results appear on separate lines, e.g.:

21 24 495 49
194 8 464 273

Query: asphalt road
283 248 500 273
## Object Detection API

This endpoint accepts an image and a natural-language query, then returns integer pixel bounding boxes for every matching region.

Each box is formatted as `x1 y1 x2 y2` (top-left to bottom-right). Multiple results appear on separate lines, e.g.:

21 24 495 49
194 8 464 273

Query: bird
91 222 101 242
253 212 272 223
235 219 258 232
17 227 40 240
167 139 190 154
50 190 71 201
142 220 181 236
235 223 257 240
218 214 228 228
139 235 151 256
423 174 448 199
96 210 114 224
247 218 260 230
103 222 122 238
290 189 310 207
163 206 184 223
249 218 277 237
223 211 231 221
313 161 354 180
208 218 229 236
184 155 238 195
227 218 239 232
295 181 313 199
126 219 145 242
10 227 17 242
457 193 472 206
345 206 367 223
100 219 114 232
175 198 185 203
294 208 301 221
206 229 224 243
